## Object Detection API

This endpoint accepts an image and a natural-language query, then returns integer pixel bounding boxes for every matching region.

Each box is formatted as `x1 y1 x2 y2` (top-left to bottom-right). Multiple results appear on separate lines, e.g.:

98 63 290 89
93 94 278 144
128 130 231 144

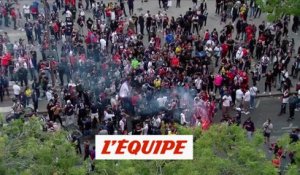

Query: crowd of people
0 0 300 169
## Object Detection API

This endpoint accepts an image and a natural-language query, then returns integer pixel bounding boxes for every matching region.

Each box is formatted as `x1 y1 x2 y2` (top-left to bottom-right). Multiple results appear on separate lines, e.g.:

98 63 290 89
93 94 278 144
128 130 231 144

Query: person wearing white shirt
23 4 30 21
180 112 189 126
119 80 133 112
100 38 106 51
214 45 221 67
157 96 168 108
152 115 161 129
194 77 202 92
235 88 244 108
13 83 21 98
111 10 116 21
280 69 289 90
104 109 115 121
222 93 232 115
249 85 258 109
263 119 273 144
119 81 130 98
46 89 53 102
111 31 118 44
66 10 72 18
142 122 149 135
155 12 163 31
243 90 251 114
119 117 127 134
261 54 270 74
235 47 243 61
279 88 289 116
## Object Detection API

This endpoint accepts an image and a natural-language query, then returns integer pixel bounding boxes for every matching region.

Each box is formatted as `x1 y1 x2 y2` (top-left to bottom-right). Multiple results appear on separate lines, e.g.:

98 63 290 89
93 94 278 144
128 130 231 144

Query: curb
257 91 298 98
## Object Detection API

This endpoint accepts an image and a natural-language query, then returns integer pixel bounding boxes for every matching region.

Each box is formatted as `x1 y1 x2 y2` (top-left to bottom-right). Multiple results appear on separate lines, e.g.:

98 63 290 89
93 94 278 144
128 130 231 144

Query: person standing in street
119 0 127 17
23 4 30 22
51 103 64 126
263 119 273 145
243 88 251 115
64 100 75 126
85 0 90 10
264 70 273 95
192 0 198 6
243 117 255 140
158 0 162 8
10 7 17 30
32 90 39 112
127 0 134 16
138 13 145 35
249 85 258 109
176 0 180 8
13 83 21 99
0 76 4 102
235 88 244 108
222 91 232 116
278 87 289 116
288 93 299 121
292 16 299 34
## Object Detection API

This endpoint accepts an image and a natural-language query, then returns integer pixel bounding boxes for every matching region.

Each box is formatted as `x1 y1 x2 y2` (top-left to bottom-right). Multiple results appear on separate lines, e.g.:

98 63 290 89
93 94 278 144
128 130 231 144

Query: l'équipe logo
95 135 193 160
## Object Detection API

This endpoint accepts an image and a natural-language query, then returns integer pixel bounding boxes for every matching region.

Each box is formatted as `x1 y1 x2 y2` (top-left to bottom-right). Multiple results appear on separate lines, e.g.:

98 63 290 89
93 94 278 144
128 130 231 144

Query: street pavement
0 0 299 137
214 97 300 139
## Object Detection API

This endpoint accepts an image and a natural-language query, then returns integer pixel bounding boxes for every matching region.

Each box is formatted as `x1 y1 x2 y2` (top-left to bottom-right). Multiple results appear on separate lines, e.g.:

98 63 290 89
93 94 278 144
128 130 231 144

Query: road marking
0 106 12 113
255 99 260 108
282 123 299 130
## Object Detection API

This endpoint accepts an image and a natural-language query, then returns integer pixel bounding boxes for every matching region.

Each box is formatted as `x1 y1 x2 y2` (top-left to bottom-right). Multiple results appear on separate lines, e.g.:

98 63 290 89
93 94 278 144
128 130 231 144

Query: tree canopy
256 0 300 21
92 124 277 175
0 116 86 175
2 116 300 175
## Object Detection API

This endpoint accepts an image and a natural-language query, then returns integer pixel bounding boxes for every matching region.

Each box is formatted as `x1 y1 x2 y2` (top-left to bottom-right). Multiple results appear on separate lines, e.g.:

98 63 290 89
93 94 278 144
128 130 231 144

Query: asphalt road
214 96 300 139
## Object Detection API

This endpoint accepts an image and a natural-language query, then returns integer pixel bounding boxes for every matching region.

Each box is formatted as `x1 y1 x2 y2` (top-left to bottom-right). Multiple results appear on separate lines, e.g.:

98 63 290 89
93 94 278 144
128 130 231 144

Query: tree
162 124 277 175
256 0 300 21
93 124 277 175
2 115 299 175
0 116 86 175
275 133 300 174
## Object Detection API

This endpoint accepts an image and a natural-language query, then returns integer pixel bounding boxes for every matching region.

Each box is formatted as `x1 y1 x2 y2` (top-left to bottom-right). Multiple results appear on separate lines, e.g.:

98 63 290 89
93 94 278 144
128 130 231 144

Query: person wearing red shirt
246 33 253 44
242 48 248 57
245 25 253 43
245 25 253 35
10 8 17 29
53 22 60 40
158 67 166 77
1 53 11 67
258 34 266 43
221 42 228 59
241 72 249 90
170 56 179 68
113 53 121 65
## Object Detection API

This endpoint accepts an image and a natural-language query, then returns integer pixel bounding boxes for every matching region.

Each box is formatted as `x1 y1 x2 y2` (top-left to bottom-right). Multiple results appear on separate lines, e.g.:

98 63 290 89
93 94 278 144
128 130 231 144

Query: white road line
282 123 299 130
0 107 12 113
255 99 260 108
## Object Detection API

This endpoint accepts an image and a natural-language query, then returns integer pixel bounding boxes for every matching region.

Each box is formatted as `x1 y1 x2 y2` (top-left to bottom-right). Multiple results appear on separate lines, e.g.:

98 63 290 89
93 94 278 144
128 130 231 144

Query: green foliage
278 135 300 174
0 117 84 175
2 115 300 175
93 160 158 175
256 0 300 21
93 124 277 175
